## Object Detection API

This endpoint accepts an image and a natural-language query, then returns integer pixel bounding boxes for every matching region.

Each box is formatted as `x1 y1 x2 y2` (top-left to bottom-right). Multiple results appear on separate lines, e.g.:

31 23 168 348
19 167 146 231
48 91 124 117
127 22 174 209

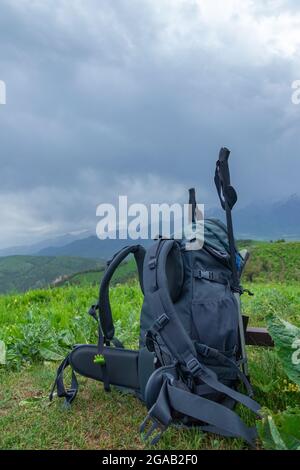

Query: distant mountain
39 195 300 259
208 194 300 240
0 255 104 294
1 195 299 261
0 230 92 257
38 235 152 259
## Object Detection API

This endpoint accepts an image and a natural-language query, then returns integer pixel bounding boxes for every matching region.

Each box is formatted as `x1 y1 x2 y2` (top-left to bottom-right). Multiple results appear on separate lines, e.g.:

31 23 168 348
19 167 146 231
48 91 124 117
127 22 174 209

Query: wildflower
283 381 300 393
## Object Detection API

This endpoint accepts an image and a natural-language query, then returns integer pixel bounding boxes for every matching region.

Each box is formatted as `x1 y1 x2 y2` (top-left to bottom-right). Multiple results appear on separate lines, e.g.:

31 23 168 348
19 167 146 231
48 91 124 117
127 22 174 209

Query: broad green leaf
267 316 300 386
59 330 75 347
39 347 65 361
0 340 6 364
258 408 300 450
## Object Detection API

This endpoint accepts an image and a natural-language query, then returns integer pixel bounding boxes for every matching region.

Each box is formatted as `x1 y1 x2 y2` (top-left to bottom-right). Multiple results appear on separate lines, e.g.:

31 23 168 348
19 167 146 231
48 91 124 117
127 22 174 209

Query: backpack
50 147 261 447
50 218 261 447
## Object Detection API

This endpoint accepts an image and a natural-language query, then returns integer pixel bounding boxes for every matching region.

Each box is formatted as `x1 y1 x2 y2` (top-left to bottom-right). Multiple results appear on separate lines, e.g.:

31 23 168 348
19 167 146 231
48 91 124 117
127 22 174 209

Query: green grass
0 240 299 449
1 345 299 450
53 241 300 288
242 283 300 327
242 241 300 283
0 279 300 449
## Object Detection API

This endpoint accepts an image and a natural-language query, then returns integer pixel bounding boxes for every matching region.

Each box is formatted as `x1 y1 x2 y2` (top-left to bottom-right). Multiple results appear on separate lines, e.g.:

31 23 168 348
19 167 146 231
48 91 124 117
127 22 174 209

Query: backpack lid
173 219 234 253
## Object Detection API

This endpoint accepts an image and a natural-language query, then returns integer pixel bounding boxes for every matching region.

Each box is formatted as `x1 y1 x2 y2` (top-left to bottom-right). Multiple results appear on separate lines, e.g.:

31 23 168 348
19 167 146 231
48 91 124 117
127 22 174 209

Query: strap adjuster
148 257 157 269
186 357 202 376
201 270 214 280
88 303 99 321
194 270 214 280
146 314 169 352
152 314 169 333
157 313 169 328
199 344 210 357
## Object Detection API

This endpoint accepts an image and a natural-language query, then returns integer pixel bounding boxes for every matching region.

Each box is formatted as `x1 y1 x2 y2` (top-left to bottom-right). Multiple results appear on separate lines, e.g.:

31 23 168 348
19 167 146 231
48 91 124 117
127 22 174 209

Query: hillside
58 241 300 288
0 241 299 295
56 257 137 288
0 256 104 294
242 241 300 282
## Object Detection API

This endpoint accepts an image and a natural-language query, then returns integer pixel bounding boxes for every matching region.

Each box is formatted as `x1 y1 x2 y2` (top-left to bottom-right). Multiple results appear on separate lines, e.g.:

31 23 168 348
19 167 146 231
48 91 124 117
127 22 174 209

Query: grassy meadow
0 241 299 449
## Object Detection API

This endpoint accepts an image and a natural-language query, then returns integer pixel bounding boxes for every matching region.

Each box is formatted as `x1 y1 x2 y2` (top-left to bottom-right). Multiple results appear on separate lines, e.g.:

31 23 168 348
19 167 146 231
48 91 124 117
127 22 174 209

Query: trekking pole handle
218 147 230 163
218 147 231 187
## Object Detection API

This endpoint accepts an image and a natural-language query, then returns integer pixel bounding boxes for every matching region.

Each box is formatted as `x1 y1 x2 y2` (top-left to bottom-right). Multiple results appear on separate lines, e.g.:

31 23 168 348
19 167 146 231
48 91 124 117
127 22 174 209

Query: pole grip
218 147 231 187
218 147 230 163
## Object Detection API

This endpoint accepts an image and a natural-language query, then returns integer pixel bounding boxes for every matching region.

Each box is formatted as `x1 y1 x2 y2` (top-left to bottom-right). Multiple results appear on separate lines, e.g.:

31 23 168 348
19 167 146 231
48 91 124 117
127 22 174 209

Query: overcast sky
0 0 299 247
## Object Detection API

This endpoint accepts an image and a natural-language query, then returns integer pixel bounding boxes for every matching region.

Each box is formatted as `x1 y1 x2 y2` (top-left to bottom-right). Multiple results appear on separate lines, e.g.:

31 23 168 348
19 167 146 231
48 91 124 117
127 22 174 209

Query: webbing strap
196 343 254 397
193 269 230 285
141 378 258 447
192 361 260 414
49 354 78 407
167 383 257 446
214 151 238 211
97 323 110 392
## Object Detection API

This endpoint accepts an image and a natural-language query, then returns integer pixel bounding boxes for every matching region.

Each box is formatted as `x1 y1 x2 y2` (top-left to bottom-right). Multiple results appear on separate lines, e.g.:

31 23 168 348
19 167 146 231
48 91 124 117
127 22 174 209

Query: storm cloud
0 0 299 247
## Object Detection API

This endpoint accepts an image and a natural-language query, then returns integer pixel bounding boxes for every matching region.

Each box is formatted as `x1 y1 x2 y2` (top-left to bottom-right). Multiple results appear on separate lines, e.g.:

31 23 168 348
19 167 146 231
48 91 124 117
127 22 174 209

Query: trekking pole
188 188 197 225
214 147 249 377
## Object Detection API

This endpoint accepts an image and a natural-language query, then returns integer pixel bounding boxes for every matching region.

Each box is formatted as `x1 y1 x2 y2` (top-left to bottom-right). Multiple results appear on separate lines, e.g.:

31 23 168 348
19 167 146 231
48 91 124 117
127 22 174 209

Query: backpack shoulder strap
99 244 145 340
143 239 198 368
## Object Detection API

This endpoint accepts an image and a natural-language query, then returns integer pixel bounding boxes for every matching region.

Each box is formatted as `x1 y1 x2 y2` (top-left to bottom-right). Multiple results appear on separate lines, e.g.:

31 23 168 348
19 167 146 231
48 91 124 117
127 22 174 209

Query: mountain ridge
1 195 299 259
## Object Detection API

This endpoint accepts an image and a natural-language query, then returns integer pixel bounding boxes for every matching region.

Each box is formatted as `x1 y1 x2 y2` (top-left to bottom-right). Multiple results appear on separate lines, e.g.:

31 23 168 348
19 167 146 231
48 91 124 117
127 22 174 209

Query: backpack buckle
151 314 169 333
198 344 210 357
186 357 202 376
146 314 169 352
148 257 157 269
156 313 169 329
194 270 214 281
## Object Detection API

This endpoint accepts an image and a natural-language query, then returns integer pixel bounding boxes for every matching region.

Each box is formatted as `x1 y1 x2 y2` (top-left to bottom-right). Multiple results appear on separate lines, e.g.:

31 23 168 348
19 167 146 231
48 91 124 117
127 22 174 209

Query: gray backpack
50 149 261 447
